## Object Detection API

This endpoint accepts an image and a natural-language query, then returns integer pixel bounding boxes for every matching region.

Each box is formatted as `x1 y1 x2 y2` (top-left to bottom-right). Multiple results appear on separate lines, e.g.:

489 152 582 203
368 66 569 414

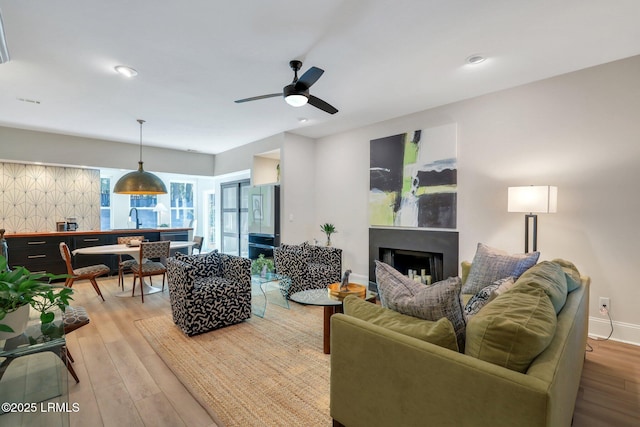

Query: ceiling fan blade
308 95 338 114
234 93 281 103
295 66 324 90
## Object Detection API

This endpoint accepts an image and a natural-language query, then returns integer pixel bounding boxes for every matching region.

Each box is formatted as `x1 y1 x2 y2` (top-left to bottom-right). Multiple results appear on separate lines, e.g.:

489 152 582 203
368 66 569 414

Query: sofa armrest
167 258 194 293
330 314 551 427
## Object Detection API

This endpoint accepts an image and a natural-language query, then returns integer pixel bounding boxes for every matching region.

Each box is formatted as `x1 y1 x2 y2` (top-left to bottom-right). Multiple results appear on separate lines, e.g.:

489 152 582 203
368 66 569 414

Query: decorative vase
326 235 332 246
0 304 30 340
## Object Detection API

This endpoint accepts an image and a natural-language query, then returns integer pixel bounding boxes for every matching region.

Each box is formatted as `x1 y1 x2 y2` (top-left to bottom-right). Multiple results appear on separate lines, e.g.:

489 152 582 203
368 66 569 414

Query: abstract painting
369 123 457 229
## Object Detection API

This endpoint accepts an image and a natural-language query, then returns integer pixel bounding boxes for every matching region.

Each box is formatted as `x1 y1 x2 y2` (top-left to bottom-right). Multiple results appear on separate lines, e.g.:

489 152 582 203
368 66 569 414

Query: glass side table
251 273 292 317
0 307 69 426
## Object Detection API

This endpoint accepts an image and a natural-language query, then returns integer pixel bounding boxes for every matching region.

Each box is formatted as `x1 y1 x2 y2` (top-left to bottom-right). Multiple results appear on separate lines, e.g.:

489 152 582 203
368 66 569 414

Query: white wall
211 132 317 245
213 133 283 176
314 55 640 344
280 133 316 244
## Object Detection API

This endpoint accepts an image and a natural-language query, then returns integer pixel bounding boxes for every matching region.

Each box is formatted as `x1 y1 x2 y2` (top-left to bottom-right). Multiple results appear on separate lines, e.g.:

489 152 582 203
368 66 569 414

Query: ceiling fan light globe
285 94 308 107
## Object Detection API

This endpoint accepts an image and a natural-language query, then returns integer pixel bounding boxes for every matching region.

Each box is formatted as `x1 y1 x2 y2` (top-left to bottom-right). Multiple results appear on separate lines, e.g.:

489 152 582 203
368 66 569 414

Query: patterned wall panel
0 163 100 233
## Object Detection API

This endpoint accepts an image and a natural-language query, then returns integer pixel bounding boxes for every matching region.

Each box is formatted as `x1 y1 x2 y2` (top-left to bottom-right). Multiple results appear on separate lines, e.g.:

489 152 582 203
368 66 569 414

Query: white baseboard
588 316 640 346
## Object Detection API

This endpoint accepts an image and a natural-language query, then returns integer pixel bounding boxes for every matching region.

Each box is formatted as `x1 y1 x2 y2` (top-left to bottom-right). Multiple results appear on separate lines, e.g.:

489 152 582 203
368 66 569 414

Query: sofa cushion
192 276 233 291
343 295 459 352
512 261 568 314
551 258 582 292
462 243 540 295
375 260 466 351
465 284 557 373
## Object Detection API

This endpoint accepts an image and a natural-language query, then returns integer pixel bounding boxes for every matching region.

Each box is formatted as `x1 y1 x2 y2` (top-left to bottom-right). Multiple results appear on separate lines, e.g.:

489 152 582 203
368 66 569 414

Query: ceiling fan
234 60 338 114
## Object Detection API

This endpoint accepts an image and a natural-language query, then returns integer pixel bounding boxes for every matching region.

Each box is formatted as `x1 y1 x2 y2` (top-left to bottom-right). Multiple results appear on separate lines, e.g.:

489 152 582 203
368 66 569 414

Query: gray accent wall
0 126 215 176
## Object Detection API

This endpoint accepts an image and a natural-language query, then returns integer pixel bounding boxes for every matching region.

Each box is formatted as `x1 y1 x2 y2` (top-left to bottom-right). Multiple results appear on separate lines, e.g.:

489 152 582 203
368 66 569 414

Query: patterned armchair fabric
274 243 342 297
166 251 251 336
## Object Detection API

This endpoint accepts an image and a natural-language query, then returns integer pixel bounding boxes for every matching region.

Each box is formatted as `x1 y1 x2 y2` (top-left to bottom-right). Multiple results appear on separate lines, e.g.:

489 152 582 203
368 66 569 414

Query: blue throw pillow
462 243 539 295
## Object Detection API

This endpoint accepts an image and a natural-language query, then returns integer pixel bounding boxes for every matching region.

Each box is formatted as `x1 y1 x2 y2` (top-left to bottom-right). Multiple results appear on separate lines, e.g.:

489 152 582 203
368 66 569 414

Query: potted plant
251 254 275 277
0 255 74 339
320 223 337 246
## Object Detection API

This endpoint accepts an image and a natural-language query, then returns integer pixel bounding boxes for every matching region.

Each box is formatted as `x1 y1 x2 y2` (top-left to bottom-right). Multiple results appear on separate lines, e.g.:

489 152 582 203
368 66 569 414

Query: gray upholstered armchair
166 251 251 336
274 243 342 297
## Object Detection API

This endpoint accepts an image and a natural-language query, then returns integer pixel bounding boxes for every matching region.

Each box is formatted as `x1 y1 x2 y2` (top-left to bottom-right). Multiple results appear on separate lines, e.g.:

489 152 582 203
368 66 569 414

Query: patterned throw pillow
491 276 515 298
375 260 466 352
464 284 499 320
462 243 540 295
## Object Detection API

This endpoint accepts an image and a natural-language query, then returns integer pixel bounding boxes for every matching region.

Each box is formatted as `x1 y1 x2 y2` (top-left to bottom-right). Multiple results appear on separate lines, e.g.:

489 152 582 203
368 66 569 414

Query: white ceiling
0 0 639 155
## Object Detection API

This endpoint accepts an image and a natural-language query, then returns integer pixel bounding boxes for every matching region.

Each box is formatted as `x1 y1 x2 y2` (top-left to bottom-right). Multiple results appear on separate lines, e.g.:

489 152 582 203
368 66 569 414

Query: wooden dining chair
59 242 109 301
130 240 171 303
61 305 90 383
192 235 204 254
116 235 144 290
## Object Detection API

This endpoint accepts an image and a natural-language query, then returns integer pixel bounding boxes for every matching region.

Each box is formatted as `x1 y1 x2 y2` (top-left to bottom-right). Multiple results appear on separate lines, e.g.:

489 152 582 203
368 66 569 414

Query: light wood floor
574 339 640 426
60 275 638 426
65 275 218 427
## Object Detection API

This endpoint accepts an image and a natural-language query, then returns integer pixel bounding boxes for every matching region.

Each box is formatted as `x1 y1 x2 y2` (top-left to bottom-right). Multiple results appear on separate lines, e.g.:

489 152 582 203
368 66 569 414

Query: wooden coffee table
289 288 377 354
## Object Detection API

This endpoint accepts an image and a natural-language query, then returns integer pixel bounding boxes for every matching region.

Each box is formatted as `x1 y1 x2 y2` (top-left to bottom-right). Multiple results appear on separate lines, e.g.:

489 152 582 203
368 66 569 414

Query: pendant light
113 119 168 195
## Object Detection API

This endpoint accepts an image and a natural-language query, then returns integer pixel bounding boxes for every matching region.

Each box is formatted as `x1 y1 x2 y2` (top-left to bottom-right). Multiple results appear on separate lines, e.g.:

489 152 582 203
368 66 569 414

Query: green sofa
330 273 590 427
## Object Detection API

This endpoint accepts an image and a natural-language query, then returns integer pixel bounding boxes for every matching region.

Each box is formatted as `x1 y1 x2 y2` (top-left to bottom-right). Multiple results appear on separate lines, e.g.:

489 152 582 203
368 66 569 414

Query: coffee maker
66 217 78 231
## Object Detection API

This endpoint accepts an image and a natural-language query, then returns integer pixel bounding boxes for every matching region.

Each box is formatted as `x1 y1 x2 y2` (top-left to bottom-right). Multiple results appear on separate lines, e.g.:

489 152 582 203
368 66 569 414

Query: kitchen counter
3 228 193 275
4 228 192 238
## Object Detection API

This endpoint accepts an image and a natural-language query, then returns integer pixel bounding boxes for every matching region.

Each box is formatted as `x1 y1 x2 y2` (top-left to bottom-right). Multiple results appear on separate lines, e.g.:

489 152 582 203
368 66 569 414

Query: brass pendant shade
114 120 167 195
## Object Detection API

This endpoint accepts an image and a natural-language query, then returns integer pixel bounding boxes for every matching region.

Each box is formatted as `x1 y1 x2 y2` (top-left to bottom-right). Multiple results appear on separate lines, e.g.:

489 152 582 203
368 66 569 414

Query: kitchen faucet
129 208 142 229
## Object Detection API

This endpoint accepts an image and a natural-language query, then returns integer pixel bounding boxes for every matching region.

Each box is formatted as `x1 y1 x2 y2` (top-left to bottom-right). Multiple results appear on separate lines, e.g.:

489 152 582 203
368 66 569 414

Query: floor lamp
508 186 557 253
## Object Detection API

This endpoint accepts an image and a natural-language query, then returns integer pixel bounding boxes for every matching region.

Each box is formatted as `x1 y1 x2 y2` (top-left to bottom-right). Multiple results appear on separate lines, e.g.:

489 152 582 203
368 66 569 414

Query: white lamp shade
508 186 557 213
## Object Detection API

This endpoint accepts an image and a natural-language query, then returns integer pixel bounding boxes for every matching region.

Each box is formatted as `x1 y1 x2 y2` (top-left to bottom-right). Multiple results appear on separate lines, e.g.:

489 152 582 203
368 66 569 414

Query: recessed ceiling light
114 65 138 77
466 55 486 65
298 117 308 123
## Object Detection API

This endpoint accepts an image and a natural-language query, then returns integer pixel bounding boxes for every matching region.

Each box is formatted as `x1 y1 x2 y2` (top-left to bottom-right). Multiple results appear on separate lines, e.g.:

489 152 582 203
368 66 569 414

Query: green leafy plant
320 223 337 237
0 255 73 333
320 223 337 245
251 254 275 275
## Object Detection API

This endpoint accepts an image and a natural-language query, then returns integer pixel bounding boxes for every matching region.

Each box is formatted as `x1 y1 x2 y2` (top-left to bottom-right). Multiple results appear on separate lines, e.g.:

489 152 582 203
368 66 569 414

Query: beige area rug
135 302 330 427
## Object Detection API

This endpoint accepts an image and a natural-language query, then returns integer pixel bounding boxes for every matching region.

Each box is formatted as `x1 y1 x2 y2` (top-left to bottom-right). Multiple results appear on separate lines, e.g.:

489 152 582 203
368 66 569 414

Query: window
129 195 158 228
100 178 111 229
204 190 216 251
170 182 194 227
220 180 249 256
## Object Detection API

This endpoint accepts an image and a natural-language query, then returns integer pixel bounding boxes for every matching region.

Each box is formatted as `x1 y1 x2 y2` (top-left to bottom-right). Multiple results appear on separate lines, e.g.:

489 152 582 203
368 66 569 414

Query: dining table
72 241 195 297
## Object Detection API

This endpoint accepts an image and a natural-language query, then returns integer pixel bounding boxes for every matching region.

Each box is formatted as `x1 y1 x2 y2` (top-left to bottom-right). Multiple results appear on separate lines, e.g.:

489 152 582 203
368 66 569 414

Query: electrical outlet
599 297 610 315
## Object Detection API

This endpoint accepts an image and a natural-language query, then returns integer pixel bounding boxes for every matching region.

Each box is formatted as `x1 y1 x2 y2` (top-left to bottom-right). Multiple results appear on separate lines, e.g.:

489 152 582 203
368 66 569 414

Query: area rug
134 302 330 426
